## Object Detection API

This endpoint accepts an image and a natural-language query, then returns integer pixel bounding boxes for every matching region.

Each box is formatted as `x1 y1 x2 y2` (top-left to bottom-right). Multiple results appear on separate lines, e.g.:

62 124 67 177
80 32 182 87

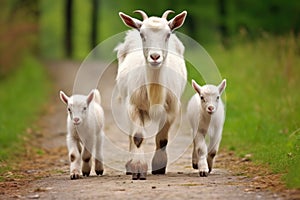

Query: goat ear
218 79 226 94
119 12 143 30
60 91 69 105
192 79 201 94
86 90 95 105
168 11 187 31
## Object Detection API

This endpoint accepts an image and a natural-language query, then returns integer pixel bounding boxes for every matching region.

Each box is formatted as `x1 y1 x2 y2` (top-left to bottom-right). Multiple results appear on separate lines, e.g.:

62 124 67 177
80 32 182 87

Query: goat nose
150 53 160 61
73 117 80 122
208 106 214 111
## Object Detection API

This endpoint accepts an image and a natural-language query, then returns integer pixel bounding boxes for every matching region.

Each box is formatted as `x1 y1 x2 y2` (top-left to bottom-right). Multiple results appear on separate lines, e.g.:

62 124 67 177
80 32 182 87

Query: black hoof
152 167 166 175
70 174 80 180
199 171 208 177
82 171 90 177
192 163 198 169
132 172 147 180
208 167 212 173
132 173 139 180
126 171 132 175
139 172 147 180
95 170 103 176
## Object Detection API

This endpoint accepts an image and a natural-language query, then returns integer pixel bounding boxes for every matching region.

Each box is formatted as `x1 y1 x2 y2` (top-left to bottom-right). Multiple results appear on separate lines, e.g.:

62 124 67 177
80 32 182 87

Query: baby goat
60 89 104 179
187 79 226 177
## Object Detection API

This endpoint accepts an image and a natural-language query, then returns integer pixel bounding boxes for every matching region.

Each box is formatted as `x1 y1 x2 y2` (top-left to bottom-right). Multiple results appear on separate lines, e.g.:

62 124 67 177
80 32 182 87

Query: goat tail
93 89 101 105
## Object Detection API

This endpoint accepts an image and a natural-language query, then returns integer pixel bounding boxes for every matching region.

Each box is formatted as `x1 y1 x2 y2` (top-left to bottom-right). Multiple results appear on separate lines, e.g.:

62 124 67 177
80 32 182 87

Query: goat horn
162 10 175 19
133 10 148 20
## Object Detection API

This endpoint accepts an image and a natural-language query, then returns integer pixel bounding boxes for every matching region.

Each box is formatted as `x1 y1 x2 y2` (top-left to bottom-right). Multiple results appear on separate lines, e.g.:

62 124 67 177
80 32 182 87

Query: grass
191 33 300 189
0 55 50 177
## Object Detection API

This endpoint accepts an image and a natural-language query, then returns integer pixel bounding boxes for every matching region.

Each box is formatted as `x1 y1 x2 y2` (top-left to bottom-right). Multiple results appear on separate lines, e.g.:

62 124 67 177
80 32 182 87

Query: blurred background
2 0 299 64
40 0 300 59
0 0 299 189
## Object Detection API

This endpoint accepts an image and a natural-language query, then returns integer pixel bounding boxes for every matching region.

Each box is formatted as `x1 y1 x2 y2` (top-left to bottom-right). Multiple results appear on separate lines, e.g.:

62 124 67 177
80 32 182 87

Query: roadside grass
0 55 50 179
189 34 300 188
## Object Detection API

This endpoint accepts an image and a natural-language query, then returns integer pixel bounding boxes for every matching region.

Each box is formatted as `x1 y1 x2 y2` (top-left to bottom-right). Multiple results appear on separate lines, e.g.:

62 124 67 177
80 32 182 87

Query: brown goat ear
168 11 187 31
60 91 69 105
192 79 201 95
119 12 143 30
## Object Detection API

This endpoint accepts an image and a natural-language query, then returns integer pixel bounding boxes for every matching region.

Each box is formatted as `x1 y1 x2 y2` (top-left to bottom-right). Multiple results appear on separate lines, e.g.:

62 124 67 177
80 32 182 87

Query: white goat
187 79 226 177
115 10 187 180
59 89 104 179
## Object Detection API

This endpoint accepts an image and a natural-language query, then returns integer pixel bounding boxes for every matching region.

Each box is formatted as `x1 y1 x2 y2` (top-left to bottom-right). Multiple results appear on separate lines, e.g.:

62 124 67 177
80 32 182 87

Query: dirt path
1 61 294 199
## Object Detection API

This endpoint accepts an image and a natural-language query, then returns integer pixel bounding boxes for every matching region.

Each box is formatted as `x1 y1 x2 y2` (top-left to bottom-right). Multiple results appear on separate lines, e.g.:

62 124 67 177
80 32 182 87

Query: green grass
191 34 300 188
0 55 50 172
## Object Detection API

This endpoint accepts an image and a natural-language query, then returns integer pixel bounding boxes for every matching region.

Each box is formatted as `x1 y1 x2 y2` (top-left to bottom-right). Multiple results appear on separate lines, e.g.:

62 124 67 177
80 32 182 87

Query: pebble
27 194 40 199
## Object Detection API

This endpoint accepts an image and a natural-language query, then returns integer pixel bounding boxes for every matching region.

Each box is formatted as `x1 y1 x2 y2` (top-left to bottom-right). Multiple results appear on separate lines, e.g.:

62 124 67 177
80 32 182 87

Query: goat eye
67 108 71 112
217 96 220 100
83 107 87 111
200 96 205 101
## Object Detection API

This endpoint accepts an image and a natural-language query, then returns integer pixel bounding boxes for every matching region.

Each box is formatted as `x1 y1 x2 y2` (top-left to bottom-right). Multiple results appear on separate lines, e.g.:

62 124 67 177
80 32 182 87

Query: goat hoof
192 163 198 169
199 171 208 177
95 170 103 176
70 173 80 180
152 167 166 175
132 172 147 180
70 169 80 180
132 173 139 180
82 171 90 177
139 172 147 180
125 159 132 175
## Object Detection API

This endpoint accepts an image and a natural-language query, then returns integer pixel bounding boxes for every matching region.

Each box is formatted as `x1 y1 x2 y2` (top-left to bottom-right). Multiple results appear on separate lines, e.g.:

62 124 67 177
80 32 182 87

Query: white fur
115 10 187 179
187 79 226 177
59 89 105 179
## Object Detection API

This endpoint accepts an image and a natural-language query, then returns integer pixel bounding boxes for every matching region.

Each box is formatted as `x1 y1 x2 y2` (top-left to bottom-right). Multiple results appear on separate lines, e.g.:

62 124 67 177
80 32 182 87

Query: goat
115 10 187 180
59 89 104 179
187 79 226 177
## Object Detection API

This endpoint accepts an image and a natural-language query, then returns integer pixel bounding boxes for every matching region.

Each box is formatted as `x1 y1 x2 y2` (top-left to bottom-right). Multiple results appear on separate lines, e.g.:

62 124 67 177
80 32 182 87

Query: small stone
34 187 53 192
27 194 40 199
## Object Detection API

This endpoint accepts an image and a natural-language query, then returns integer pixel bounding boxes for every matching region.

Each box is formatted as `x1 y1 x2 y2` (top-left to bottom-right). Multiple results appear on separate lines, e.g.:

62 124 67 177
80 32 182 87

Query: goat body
115 10 187 180
187 79 226 177
60 89 104 179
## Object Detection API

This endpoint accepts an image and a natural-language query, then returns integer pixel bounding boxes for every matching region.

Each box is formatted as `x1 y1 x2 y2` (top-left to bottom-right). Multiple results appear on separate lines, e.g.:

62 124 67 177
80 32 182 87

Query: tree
91 0 100 49
218 0 229 47
65 0 73 58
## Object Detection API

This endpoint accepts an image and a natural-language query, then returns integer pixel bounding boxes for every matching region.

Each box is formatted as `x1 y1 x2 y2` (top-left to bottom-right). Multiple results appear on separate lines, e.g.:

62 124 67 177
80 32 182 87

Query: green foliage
39 0 64 59
204 34 300 188
0 55 50 162
0 0 38 77
227 0 300 37
39 0 300 59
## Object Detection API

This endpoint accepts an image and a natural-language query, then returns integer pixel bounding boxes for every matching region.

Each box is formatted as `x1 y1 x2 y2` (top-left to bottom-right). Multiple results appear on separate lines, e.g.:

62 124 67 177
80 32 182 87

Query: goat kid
60 89 104 179
187 79 226 177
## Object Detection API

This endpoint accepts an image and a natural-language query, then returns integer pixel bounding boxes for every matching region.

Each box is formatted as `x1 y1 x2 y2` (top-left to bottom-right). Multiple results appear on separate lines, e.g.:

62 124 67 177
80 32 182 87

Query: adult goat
115 10 187 180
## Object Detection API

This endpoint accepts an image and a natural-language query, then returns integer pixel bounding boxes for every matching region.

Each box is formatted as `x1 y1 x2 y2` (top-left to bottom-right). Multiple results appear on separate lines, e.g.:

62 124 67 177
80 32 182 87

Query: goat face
139 23 170 67
192 79 226 115
119 10 187 68
60 91 95 126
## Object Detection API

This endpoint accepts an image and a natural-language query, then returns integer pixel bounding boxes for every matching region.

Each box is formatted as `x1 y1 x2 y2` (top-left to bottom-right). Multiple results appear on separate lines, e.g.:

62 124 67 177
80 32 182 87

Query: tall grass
0 56 50 168
207 33 300 188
